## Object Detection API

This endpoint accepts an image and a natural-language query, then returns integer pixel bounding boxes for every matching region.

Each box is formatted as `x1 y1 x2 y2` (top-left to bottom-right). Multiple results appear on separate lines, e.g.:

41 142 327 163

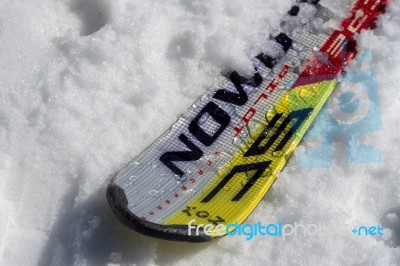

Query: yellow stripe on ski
164 79 338 235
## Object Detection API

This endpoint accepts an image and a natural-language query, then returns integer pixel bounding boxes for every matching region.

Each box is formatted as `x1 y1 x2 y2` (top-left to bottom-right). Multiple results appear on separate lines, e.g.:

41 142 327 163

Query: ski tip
106 182 213 242
105 0 391 242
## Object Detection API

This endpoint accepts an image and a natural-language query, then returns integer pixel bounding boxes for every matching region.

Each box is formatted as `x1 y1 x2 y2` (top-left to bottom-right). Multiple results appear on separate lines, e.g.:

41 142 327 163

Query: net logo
352 225 384 236
299 49 382 168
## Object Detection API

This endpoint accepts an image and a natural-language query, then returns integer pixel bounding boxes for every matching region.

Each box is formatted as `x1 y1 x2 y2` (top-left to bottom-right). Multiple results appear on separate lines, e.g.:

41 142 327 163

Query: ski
107 0 390 242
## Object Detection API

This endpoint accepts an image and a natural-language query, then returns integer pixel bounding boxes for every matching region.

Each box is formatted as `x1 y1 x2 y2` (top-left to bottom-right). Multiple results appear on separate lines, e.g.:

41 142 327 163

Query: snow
0 0 399 265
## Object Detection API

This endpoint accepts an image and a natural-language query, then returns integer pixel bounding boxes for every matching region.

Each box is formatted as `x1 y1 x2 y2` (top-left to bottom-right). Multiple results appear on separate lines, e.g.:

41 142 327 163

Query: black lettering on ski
274 108 313 152
288 5 300 16
201 161 271 202
256 53 278 69
207 216 225 225
159 134 203 177
189 102 231 146
213 70 262 106
244 108 313 157
274 33 293 52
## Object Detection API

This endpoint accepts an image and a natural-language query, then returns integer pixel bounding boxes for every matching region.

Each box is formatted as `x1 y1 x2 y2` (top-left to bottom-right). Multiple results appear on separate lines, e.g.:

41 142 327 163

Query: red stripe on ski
294 0 390 87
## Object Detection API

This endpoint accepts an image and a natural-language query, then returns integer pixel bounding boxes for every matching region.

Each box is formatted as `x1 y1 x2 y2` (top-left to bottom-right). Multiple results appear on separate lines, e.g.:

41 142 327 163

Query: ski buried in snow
107 0 390 242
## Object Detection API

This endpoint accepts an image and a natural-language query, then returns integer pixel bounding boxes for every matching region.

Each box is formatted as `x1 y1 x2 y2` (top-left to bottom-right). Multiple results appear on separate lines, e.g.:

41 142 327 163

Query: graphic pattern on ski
107 0 390 241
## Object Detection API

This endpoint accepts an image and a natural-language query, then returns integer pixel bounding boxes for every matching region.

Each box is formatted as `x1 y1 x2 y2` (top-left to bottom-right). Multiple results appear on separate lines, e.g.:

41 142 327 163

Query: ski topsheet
107 0 390 242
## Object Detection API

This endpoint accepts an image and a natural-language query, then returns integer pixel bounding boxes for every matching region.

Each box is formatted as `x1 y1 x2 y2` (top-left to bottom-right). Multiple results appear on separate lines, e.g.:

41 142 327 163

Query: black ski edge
106 183 213 242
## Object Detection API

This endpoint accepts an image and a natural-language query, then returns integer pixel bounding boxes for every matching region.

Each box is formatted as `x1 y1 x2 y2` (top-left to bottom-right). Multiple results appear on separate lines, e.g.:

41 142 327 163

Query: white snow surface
0 0 399 265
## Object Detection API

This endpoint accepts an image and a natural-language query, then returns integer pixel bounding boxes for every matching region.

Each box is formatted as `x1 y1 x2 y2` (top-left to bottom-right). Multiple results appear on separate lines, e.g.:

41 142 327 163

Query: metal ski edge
107 183 213 242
